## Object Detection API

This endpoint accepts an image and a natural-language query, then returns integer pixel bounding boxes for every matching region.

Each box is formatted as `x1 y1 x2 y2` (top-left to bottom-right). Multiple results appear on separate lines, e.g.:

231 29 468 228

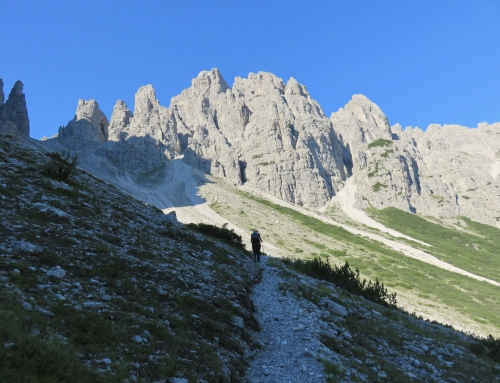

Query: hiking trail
244 256 327 383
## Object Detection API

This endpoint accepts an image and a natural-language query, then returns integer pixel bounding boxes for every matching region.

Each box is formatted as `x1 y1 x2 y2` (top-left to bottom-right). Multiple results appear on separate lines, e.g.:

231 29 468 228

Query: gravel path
244 255 326 383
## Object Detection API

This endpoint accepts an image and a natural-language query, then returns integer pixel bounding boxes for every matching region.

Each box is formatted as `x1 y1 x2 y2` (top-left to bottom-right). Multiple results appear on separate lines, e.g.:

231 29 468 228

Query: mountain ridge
28 69 498 227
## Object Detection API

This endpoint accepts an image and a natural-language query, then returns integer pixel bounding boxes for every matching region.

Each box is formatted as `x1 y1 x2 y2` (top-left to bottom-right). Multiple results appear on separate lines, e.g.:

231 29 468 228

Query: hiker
251 230 263 263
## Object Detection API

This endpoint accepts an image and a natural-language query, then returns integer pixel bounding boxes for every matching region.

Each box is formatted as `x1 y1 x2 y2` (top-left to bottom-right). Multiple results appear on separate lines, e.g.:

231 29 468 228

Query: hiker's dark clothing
251 232 263 263
252 243 261 262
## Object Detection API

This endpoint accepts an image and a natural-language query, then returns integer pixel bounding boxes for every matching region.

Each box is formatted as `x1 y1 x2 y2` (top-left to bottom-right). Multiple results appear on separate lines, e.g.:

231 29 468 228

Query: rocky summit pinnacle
0 79 30 138
0 79 4 106
58 99 109 150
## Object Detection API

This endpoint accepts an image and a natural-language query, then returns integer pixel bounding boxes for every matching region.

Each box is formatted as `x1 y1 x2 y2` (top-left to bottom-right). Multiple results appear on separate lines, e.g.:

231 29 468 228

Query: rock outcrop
58 99 109 150
330 95 422 214
0 80 30 138
331 96 500 226
99 85 181 172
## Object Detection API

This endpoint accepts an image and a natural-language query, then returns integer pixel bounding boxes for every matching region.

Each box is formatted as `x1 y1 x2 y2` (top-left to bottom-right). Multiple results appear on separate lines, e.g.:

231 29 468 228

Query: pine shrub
283 256 397 307
187 223 244 248
44 151 79 180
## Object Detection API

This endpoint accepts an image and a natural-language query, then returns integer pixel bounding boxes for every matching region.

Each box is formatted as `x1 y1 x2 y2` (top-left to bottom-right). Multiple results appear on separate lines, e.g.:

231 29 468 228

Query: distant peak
13 80 24 95
193 69 230 93
136 84 157 98
0 79 4 105
74 99 107 123
285 77 309 96
134 84 160 115
113 99 130 111
350 94 373 104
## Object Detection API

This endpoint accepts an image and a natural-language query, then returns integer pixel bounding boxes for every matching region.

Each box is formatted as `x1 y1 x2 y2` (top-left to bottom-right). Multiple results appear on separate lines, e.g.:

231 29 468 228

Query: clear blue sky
2 0 499 139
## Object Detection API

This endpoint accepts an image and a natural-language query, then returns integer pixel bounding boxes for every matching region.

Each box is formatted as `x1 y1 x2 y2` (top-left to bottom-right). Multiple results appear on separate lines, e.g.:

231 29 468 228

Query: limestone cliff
45 69 500 226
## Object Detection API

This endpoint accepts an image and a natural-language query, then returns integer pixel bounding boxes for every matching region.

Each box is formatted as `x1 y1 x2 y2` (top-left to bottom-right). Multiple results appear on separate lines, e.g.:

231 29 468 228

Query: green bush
187 223 244 248
372 182 387 192
368 138 392 149
380 149 394 158
44 151 79 180
283 257 397 307
470 334 500 362
367 162 379 178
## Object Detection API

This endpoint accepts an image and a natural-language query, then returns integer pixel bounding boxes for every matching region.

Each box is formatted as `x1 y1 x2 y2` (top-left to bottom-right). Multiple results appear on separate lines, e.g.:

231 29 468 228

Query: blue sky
2 0 499 139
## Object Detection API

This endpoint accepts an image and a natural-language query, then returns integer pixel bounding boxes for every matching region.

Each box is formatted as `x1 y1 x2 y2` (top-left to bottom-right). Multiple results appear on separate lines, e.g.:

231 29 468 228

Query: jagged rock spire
58 99 109 149
0 79 4 106
0 80 30 136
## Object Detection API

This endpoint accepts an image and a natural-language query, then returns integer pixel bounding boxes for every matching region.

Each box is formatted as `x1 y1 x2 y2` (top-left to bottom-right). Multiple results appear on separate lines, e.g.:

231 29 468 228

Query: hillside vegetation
0 136 260 382
2 134 500 382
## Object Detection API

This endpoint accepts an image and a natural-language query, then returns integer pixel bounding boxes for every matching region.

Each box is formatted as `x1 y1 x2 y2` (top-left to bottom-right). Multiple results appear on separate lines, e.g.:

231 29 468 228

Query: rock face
330 96 500 226
170 69 348 208
99 85 181 172
58 99 109 150
0 80 30 137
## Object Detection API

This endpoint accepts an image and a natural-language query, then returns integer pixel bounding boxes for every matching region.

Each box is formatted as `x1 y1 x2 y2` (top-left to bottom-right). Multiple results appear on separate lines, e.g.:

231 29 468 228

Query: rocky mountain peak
57 99 109 149
0 79 4 106
134 84 161 116
0 79 30 137
107 100 133 141
284 77 326 119
189 68 230 96
12 80 24 96
99 85 180 173
330 94 392 147
41 69 500 226
74 99 109 132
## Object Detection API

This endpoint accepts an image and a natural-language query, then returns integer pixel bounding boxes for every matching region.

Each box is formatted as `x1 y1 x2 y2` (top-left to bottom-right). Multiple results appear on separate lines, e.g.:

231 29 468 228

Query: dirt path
245 256 326 383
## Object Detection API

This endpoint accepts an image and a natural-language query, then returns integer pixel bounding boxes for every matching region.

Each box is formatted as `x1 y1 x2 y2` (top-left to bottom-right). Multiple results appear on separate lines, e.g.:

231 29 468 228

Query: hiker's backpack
251 232 260 243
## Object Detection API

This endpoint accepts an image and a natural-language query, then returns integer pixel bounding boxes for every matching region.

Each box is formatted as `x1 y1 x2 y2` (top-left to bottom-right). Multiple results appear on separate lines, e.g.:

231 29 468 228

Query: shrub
372 182 387 192
187 223 244 248
44 151 79 180
380 149 394 158
367 162 379 178
469 334 500 362
283 257 397 307
368 138 392 149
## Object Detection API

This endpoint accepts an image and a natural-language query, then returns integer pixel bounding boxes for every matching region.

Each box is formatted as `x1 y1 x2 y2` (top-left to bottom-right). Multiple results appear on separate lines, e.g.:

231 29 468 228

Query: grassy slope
201 182 500 337
369 207 500 282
